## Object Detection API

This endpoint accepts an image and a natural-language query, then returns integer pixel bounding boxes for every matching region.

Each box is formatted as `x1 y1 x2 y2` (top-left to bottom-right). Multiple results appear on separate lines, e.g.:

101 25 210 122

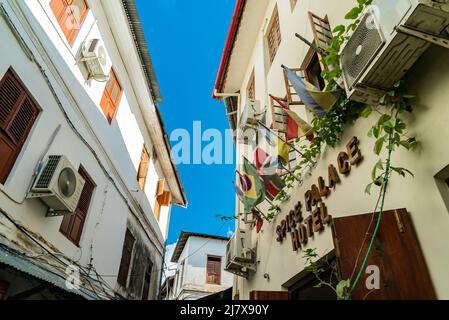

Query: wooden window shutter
159 191 171 207
266 7 281 63
206 256 221 285
246 69 255 100
308 12 333 54
50 0 88 44
137 146 150 190
60 166 95 245
0 70 39 184
141 261 153 300
332 209 436 299
100 69 122 124
117 229 135 287
156 178 165 197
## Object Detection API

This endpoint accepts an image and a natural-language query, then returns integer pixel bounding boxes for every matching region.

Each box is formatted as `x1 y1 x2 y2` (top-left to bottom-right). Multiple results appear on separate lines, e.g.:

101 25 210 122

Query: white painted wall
0 0 177 297
226 0 449 299
172 236 233 300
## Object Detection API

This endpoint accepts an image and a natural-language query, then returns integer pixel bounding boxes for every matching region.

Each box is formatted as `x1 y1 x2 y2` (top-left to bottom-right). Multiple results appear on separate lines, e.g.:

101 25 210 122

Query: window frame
206 255 222 285
0 68 41 185
246 69 255 101
265 6 282 65
117 229 136 288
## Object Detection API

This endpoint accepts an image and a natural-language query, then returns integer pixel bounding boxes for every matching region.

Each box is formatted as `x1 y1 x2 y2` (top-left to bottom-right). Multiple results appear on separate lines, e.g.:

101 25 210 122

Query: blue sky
135 0 236 244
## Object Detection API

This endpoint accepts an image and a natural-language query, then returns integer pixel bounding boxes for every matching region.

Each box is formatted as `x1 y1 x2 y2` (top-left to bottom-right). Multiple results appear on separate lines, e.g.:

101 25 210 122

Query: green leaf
345 7 362 19
361 106 372 118
365 182 373 194
336 279 351 300
333 25 346 34
374 137 385 155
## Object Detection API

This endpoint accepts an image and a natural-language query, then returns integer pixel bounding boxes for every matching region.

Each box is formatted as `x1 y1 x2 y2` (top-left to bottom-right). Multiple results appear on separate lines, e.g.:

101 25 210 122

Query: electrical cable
349 135 393 295
0 207 118 300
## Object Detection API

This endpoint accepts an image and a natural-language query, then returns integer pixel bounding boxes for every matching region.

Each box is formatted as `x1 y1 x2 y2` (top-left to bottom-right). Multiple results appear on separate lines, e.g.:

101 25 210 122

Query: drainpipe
213 90 243 234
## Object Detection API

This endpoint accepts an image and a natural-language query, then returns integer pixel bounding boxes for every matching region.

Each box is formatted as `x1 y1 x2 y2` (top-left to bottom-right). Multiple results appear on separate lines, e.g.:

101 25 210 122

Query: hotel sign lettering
276 136 363 251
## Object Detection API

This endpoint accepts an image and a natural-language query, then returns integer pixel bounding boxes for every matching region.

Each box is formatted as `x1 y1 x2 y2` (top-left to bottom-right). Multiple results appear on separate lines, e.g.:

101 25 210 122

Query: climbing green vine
265 0 419 298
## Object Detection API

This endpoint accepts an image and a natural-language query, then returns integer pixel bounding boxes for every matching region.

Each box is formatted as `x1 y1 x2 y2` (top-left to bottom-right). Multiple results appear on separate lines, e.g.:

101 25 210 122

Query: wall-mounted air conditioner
29 155 85 216
239 100 262 131
225 229 256 278
80 38 111 82
237 100 262 145
340 0 449 104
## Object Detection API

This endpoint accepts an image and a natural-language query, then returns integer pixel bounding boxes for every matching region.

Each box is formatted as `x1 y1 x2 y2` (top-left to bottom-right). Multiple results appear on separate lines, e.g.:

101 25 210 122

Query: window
154 179 171 221
266 7 281 64
0 69 40 185
206 256 221 285
100 69 122 124
137 145 150 190
141 261 153 300
308 12 333 54
60 166 95 245
117 229 135 287
50 0 88 45
246 69 255 101
301 48 326 90
290 0 298 11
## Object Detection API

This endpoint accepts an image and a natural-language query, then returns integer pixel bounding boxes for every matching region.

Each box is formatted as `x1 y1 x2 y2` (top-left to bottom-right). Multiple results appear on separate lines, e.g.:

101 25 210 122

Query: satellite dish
58 168 77 198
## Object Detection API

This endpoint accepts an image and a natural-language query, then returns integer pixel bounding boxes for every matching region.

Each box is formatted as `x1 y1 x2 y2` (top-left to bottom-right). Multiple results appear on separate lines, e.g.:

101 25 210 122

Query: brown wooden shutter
206 256 221 285
156 178 165 197
137 146 150 190
50 0 88 44
249 291 290 300
117 229 135 287
141 261 153 300
0 70 39 184
267 7 281 63
308 12 333 53
100 69 122 124
60 166 95 245
332 208 436 299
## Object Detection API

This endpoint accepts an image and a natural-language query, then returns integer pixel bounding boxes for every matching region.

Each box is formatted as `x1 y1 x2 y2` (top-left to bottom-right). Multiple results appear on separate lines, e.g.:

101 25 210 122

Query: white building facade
0 0 186 300
214 0 449 300
165 232 233 300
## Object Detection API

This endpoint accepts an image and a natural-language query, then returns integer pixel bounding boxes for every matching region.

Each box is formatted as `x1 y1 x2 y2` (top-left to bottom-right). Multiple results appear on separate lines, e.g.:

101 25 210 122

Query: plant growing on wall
268 0 418 298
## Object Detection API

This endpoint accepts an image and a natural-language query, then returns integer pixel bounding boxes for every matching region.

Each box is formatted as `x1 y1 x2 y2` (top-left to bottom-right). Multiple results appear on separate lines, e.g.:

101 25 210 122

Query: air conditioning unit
225 229 256 278
237 100 262 145
340 0 449 104
29 156 85 216
80 38 111 82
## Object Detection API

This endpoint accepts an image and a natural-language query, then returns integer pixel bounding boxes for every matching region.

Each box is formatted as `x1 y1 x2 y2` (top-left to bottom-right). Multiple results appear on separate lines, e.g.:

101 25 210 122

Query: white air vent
341 0 449 104
80 38 111 82
29 156 85 216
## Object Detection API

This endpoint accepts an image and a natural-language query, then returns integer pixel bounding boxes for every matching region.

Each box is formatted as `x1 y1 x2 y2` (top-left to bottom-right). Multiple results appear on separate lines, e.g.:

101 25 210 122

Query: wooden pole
295 33 327 56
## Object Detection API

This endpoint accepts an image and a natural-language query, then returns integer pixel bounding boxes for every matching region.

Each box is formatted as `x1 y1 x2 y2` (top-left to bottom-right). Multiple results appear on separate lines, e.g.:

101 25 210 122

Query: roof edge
212 0 246 99
122 0 163 104
170 231 230 263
